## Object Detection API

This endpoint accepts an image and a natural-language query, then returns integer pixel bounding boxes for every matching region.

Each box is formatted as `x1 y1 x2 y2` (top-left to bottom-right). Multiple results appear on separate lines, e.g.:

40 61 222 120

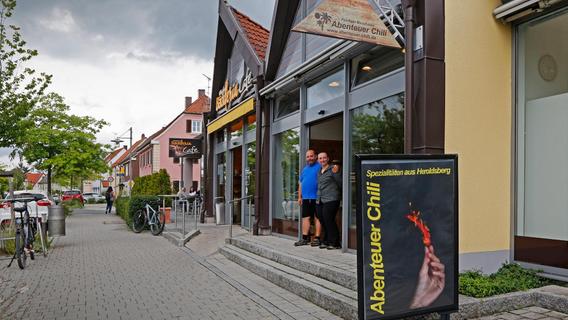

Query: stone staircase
219 234 358 320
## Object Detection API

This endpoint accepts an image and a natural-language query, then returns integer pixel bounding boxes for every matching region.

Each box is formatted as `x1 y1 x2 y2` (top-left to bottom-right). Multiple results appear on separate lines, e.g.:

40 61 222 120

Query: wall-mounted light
362 66 372 71
328 81 340 88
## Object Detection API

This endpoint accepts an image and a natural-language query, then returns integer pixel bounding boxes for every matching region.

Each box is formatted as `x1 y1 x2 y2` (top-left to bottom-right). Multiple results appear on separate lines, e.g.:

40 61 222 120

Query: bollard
48 205 66 236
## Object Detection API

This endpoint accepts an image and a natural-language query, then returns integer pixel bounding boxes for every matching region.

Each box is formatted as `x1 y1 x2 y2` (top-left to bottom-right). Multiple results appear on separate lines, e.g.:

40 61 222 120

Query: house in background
25 172 45 192
112 136 145 195
136 90 209 192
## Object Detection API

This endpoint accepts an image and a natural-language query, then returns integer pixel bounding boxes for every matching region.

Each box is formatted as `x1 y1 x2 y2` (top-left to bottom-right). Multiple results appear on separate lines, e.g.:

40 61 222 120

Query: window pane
272 128 300 222
244 142 256 229
274 88 300 120
517 12 568 242
229 120 243 140
307 68 344 109
351 46 404 88
348 92 404 249
246 114 256 132
217 153 226 200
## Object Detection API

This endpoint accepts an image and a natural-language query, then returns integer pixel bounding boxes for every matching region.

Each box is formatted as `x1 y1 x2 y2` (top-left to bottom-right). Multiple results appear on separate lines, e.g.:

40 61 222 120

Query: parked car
0 190 53 226
83 192 105 202
61 190 84 204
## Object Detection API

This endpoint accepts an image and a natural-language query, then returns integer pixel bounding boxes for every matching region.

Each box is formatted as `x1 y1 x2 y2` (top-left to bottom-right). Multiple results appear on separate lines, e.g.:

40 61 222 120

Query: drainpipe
402 0 416 154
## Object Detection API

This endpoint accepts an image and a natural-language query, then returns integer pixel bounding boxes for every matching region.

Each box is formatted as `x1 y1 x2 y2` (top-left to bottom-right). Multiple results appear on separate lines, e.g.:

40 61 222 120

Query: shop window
348 92 404 249
272 128 300 224
217 130 226 144
229 119 243 141
274 88 300 120
516 11 568 246
306 67 344 109
217 153 226 200
351 46 404 88
246 114 256 132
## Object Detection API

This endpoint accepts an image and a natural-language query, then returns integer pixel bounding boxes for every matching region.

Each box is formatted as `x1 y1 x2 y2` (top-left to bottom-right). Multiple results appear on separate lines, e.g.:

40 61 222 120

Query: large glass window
274 88 300 120
229 120 243 141
306 68 344 109
349 93 404 249
216 153 226 200
244 142 256 229
517 11 568 243
272 128 300 223
351 46 404 88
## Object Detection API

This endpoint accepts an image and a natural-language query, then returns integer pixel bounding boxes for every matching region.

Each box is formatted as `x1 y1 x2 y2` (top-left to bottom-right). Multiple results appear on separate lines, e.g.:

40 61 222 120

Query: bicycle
2 197 46 269
131 202 165 235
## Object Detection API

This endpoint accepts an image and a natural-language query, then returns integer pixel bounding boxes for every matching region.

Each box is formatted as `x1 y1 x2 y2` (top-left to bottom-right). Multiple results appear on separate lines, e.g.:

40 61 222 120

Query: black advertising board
355 155 458 320
168 138 202 159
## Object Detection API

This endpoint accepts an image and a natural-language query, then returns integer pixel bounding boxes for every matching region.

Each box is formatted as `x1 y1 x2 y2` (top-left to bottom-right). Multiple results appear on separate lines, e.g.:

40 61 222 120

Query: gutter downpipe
402 0 416 154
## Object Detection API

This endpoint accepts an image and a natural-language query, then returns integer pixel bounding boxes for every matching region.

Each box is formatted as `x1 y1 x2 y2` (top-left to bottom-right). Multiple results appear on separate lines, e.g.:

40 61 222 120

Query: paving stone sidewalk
0 205 294 320
471 306 568 319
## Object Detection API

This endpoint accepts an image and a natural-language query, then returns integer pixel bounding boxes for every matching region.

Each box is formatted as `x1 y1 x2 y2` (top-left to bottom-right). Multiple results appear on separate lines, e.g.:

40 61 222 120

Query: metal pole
402 0 416 154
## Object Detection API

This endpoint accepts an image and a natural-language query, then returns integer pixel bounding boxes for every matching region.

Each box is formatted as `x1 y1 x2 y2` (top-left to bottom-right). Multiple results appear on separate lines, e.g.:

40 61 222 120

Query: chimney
185 96 193 108
198 89 206 97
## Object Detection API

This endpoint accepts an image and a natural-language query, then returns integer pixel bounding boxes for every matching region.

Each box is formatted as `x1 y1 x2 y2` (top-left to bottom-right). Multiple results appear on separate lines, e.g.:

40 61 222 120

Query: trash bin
215 201 225 225
48 205 65 236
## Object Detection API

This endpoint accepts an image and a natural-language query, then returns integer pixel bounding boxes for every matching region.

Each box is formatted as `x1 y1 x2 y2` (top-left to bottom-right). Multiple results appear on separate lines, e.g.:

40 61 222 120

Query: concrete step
219 244 358 320
229 236 357 291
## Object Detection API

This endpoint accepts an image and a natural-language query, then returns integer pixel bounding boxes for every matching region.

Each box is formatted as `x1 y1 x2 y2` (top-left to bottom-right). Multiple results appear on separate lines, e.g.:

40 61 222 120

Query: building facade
207 0 568 279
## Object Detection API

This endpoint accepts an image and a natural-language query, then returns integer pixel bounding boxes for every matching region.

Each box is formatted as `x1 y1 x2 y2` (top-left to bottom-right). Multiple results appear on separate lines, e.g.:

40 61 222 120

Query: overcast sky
1 0 275 168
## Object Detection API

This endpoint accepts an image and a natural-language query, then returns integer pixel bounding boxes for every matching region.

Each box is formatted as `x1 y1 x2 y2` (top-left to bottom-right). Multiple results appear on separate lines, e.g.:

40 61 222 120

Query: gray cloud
12 0 275 64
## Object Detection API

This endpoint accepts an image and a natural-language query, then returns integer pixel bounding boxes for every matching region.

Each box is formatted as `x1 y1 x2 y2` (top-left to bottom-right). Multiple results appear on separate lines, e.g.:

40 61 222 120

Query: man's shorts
301 199 317 219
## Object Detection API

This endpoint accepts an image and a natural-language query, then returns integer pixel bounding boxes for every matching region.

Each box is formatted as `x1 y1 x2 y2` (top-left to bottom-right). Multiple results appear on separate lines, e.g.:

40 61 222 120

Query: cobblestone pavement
0 205 304 320
472 306 568 319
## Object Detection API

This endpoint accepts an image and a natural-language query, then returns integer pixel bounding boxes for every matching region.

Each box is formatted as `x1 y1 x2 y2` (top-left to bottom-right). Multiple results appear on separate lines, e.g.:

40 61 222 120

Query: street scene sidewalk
0 205 339 320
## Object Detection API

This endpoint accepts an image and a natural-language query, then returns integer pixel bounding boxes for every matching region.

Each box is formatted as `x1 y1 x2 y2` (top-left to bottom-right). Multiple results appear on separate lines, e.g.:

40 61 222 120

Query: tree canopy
0 0 51 148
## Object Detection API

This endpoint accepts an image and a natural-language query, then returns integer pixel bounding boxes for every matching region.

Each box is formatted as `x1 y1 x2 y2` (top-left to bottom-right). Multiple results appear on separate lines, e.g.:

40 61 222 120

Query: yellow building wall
445 0 512 254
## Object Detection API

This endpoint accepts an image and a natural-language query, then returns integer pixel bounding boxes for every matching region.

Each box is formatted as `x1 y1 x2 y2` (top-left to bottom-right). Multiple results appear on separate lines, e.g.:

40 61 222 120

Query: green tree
15 93 109 195
0 0 51 147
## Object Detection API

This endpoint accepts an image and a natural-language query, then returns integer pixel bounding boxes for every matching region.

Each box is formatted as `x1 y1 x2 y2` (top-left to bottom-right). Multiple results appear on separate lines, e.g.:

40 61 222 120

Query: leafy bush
96 198 106 204
61 199 83 216
131 169 172 197
115 196 131 225
86 198 97 204
459 263 552 298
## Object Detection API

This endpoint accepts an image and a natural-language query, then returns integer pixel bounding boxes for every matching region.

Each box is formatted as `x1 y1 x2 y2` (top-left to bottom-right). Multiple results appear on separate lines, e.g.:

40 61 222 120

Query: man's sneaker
294 238 309 246
319 243 328 249
310 238 321 247
327 244 341 250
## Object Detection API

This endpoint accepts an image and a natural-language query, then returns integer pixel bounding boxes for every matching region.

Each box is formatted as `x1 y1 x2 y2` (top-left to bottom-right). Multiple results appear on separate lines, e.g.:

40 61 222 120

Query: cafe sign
292 0 400 48
215 67 254 112
168 138 203 159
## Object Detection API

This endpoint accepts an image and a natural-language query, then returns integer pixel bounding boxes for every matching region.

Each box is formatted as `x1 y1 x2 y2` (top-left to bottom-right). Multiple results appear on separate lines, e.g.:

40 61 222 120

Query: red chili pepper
406 210 432 247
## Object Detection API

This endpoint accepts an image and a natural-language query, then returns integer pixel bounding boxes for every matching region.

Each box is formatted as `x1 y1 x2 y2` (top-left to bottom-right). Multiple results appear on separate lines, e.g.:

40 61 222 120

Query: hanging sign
169 138 203 159
215 67 254 112
292 0 400 48
355 155 458 320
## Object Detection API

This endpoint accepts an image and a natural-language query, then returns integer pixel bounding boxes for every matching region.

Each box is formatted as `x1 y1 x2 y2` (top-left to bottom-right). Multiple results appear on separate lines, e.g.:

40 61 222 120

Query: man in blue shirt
294 149 322 246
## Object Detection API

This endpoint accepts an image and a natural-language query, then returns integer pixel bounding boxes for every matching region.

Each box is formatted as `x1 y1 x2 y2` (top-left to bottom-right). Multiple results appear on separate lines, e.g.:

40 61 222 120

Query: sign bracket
369 0 406 47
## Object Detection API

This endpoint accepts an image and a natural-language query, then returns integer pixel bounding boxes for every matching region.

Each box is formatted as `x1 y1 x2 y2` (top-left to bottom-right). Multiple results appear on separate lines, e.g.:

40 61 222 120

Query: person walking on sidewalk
105 186 115 214
294 149 322 246
316 152 342 250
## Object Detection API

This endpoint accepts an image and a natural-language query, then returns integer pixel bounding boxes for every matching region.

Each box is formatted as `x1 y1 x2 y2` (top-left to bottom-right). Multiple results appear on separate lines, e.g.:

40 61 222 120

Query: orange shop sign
216 79 240 112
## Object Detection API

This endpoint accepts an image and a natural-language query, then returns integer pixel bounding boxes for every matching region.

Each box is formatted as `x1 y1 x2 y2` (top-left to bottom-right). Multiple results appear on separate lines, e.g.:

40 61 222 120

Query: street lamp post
111 127 133 149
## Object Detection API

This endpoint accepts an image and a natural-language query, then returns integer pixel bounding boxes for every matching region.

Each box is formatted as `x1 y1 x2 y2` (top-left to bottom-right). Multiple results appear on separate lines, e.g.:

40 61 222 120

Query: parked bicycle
2 196 47 269
132 202 165 235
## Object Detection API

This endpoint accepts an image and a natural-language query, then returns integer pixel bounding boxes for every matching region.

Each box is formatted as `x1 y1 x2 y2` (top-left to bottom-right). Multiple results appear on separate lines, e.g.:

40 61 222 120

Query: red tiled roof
105 147 124 162
231 7 270 61
25 173 43 186
185 95 210 114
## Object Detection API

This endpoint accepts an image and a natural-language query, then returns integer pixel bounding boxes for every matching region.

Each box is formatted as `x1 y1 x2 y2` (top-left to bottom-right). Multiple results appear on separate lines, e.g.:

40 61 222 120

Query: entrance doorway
231 146 242 225
308 115 343 242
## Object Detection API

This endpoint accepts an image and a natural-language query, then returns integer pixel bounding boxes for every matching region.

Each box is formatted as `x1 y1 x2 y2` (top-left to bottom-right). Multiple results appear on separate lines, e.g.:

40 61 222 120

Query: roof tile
231 7 270 60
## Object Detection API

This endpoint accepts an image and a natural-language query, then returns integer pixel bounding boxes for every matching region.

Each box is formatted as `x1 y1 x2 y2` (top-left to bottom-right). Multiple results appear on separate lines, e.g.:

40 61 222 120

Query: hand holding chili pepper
410 245 445 309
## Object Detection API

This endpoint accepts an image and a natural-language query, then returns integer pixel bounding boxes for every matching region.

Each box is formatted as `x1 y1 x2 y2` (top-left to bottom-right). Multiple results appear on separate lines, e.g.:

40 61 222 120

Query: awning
207 97 255 134
493 0 565 22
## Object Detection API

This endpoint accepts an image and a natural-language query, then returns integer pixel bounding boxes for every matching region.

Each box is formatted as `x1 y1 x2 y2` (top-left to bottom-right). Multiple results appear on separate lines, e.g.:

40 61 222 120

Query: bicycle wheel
16 230 27 269
150 210 165 235
132 210 146 233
